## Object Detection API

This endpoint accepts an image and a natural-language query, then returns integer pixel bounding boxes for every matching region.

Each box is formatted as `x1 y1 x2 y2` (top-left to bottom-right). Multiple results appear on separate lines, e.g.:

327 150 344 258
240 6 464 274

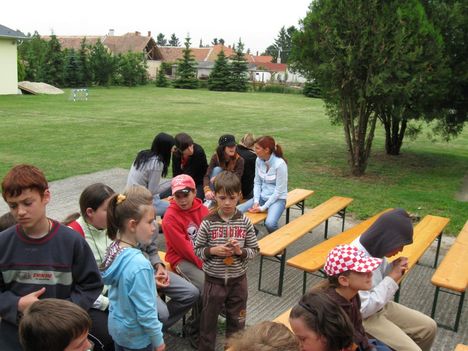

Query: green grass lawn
1 85 467 234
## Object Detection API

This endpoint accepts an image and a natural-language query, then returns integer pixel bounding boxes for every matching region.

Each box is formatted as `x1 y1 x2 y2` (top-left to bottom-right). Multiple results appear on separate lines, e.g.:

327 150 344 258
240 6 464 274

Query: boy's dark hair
19 298 91 351
214 171 241 196
1 164 48 200
133 132 175 177
174 132 194 155
290 291 354 351
106 185 153 240
0 212 16 231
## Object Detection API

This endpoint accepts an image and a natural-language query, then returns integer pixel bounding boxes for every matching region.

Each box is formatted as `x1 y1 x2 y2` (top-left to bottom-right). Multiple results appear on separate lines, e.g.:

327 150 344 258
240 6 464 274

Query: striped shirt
195 210 259 279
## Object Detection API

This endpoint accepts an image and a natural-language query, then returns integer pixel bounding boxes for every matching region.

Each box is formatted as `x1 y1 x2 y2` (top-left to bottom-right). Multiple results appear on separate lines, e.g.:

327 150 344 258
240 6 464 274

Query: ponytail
255 136 287 164
106 186 153 240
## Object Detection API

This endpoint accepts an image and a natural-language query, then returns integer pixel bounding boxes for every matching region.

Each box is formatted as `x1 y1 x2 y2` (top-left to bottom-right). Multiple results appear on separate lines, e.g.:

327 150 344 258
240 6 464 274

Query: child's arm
231 218 259 259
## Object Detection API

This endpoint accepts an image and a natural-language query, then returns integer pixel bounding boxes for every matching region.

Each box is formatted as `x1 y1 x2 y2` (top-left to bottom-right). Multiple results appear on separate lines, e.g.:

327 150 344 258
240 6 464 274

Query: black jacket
172 143 208 186
236 144 256 199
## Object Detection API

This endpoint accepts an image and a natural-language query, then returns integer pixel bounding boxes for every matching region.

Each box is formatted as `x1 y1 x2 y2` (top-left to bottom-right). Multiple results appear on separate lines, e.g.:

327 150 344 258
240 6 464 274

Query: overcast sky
2 0 311 54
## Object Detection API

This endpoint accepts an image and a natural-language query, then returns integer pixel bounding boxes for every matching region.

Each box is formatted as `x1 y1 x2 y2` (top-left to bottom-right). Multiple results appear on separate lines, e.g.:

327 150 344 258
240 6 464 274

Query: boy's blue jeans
237 197 286 233
114 344 152 351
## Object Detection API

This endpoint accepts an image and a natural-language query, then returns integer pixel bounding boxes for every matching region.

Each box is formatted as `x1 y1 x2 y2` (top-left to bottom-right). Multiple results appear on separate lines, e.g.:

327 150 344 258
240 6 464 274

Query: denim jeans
114 343 152 351
209 166 223 191
153 194 169 218
237 197 286 233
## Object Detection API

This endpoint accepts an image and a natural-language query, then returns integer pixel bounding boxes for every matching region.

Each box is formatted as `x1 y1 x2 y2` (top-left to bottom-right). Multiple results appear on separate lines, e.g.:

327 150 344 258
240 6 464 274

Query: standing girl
127 132 175 217
101 186 165 351
238 136 288 233
170 132 208 200
203 134 244 206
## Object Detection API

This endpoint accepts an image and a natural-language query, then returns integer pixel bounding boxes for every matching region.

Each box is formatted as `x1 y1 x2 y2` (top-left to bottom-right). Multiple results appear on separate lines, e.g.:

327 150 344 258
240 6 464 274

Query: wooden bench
257 196 353 296
430 220 467 332
273 308 292 330
287 209 391 294
245 188 315 225
390 215 450 302
455 345 468 351
157 251 173 272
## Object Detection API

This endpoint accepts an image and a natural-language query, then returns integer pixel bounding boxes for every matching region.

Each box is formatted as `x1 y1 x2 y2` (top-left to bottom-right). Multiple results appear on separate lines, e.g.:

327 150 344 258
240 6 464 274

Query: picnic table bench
257 196 353 296
455 345 468 351
287 209 391 294
273 308 292 330
430 220 467 331
245 188 315 225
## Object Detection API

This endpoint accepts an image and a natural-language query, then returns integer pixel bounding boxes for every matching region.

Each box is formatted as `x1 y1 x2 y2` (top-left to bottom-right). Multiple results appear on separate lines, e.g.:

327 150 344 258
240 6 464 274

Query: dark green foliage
173 37 198 89
63 49 84 87
263 26 297 63
169 33 180 47
156 63 170 87
79 38 92 86
208 50 231 91
211 38 219 45
17 55 26 81
228 39 249 92
89 40 116 86
115 52 148 87
303 80 321 98
157 33 167 46
39 34 64 86
18 31 47 81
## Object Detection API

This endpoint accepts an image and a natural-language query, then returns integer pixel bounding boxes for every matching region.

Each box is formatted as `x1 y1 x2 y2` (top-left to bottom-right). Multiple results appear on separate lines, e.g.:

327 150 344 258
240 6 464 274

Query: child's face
86 197 111 230
224 145 237 157
341 271 374 291
174 189 196 211
290 317 327 351
134 205 156 245
64 330 92 351
5 188 50 233
215 190 241 216
183 144 194 157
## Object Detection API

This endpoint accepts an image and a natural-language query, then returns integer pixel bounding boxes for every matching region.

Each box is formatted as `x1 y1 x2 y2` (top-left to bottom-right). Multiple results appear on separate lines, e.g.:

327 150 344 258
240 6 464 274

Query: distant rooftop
0 24 27 40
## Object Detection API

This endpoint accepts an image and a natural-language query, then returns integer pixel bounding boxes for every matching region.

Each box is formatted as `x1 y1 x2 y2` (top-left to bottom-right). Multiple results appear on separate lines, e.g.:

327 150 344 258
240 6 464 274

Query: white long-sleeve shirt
351 238 400 319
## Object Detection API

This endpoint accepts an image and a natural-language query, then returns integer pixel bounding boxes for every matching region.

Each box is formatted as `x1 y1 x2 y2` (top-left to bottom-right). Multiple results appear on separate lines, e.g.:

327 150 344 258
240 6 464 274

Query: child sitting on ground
195 171 259 351
321 244 391 351
227 321 300 351
101 186 165 351
19 298 93 351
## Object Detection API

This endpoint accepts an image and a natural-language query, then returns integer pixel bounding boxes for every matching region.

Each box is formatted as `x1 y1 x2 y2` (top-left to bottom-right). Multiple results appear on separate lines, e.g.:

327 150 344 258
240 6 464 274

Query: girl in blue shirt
238 136 288 233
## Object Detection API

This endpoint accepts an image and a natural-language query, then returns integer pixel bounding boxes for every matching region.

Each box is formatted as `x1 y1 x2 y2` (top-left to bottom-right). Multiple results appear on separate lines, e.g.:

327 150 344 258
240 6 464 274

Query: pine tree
208 50 231 91
173 37 198 89
157 33 167 46
63 49 83 87
89 40 116 86
169 33 180 47
39 34 64 86
228 39 249 92
18 31 47 81
155 63 169 87
79 38 92 86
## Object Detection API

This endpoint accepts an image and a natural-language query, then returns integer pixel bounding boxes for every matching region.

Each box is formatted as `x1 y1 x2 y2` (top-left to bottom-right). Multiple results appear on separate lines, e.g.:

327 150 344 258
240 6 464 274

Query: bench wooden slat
158 251 172 271
245 188 314 225
258 196 353 257
455 220 468 245
272 308 292 330
455 344 468 351
431 242 468 292
390 215 450 271
286 209 392 272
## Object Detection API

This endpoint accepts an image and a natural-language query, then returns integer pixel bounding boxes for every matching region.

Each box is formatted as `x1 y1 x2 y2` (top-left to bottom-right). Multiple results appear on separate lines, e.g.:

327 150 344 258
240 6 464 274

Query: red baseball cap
171 174 196 195
324 244 382 276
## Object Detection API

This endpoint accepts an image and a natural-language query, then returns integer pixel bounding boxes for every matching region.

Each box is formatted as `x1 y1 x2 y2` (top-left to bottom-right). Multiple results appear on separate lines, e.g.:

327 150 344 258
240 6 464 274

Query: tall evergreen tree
228 39 249 92
169 33 180 47
173 36 198 89
156 33 167 46
211 38 219 45
18 31 47 81
116 52 148 86
264 26 297 63
208 50 231 91
79 38 92 86
89 40 116 86
155 63 169 87
39 34 64 86
63 49 84 87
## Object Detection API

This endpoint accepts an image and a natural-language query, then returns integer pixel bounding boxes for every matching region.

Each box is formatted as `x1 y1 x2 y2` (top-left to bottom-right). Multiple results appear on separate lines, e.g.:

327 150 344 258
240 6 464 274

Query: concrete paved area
1 168 466 350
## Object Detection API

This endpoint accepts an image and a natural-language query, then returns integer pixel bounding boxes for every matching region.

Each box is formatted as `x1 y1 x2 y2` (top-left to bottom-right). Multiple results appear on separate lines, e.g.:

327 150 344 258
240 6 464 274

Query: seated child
227 321 300 351
321 244 391 351
19 298 93 351
195 171 259 351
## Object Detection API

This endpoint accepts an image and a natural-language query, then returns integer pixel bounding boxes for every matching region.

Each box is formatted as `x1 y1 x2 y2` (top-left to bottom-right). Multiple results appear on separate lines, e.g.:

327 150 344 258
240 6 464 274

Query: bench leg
394 283 401 303
324 219 329 239
434 232 442 268
302 272 308 295
431 287 465 332
431 286 439 319
286 200 305 224
258 250 286 297
340 208 347 232
454 291 465 332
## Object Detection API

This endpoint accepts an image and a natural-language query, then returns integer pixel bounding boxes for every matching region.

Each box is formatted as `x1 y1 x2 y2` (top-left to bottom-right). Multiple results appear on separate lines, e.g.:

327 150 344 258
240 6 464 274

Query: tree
18 31 47 81
173 36 198 89
17 55 26 81
155 62 170 87
169 33 180 47
422 0 468 140
228 39 249 92
264 26 297 63
39 34 64 86
89 40 116 86
79 38 92 86
211 38 219 45
156 33 167 46
208 49 231 91
63 49 84 87
115 52 148 86
219 38 225 45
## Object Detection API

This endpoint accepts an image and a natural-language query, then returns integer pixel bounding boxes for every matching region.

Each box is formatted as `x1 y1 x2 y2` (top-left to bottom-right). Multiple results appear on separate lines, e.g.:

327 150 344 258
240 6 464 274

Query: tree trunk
384 114 407 155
